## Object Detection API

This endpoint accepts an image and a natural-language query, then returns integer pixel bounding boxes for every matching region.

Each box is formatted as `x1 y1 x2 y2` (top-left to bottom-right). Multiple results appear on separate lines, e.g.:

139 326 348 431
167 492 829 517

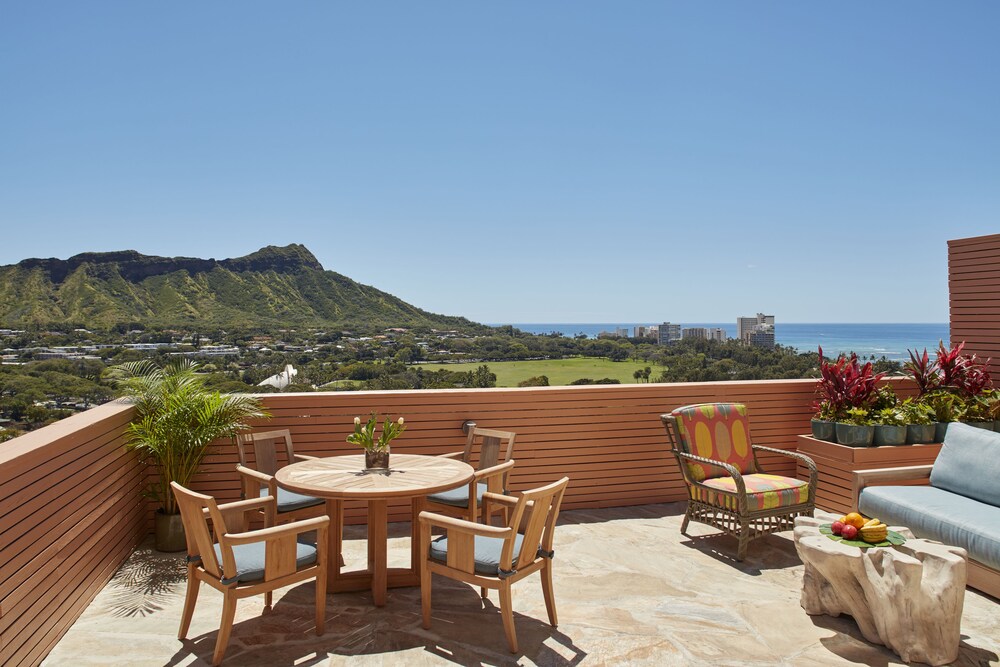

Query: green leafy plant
870 385 898 412
814 400 837 422
346 411 406 453
922 392 963 423
899 398 934 425
841 407 873 426
109 359 269 515
960 394 992 422
873 406 907 426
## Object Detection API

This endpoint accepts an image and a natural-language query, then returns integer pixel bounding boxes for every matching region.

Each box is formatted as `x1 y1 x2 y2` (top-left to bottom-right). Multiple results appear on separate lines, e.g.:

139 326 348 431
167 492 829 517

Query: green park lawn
415 357 659 387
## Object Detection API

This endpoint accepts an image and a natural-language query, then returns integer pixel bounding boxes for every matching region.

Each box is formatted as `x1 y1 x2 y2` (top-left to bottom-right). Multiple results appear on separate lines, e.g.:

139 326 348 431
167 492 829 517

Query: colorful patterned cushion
671 403 755 481
691 473 810 511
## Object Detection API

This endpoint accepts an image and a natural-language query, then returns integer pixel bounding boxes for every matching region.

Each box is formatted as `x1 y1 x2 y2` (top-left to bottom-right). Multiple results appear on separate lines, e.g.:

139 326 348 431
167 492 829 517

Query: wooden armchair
419 477 569 653
661 403 817 560
423 424 516 524
171 482 329 666
236 429 325 524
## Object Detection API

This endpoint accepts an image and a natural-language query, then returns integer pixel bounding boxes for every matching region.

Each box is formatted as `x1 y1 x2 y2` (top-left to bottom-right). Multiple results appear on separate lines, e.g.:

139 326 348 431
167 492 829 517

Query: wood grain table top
275 453 474 500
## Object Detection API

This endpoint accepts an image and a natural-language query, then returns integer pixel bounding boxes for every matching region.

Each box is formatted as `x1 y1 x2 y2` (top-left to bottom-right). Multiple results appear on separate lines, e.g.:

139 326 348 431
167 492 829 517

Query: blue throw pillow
930 423 1000 507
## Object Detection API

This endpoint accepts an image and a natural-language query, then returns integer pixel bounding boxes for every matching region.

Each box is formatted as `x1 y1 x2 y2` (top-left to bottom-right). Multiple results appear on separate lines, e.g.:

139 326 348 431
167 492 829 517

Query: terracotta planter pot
873 424 907 446
155 510 186 552
906 423 936 444
810 419 836 442
835 423 874 447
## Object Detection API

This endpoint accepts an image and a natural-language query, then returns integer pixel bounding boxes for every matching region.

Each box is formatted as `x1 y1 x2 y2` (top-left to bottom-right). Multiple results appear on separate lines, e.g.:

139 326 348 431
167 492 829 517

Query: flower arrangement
347 412 406 468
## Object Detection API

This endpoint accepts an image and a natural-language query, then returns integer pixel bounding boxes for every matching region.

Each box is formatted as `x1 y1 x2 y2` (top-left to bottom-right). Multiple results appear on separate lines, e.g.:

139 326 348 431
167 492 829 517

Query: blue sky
2 3 997 323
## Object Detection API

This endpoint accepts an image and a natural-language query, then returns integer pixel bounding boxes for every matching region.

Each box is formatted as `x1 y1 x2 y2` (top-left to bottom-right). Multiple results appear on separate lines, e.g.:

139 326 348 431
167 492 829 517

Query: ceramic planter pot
873 424 907 446
835 422 874 447
906 423 936 444
934 421 950 443
810 419 836 442
155 510 186 552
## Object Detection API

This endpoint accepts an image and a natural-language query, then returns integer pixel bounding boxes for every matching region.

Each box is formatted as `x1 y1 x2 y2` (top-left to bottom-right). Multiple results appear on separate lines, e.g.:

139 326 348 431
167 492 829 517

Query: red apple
841 524 859 540
831 521 845 536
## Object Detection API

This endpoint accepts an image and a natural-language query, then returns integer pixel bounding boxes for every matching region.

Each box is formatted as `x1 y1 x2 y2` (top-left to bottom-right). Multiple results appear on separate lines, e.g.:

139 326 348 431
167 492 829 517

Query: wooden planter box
796 435 943 516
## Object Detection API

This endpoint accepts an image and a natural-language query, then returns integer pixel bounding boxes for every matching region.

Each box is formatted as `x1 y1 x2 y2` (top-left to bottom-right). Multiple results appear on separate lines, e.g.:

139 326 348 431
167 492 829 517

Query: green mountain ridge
0 244 482 331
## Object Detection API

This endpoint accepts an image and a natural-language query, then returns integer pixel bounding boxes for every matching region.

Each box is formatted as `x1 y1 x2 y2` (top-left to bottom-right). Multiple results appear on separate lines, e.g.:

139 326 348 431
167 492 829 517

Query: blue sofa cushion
858 484 1000 570
213 540 318 584
429 533 526 576
931 423 1000 507
259 487 324 513
426 482 488 509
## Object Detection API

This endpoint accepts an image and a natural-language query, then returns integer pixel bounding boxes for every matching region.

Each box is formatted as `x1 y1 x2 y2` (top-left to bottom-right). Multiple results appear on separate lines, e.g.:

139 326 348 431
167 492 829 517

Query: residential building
682 327 708 340
657 322 682 345
737 313 775 349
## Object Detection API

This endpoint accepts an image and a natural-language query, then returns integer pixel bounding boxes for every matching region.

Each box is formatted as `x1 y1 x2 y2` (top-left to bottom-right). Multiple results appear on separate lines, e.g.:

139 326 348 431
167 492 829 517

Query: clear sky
2 3 997 324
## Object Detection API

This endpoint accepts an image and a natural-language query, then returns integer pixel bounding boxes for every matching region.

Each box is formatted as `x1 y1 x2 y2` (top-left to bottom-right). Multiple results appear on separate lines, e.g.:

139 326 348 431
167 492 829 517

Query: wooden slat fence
949 233 1000 373
0 401 144 667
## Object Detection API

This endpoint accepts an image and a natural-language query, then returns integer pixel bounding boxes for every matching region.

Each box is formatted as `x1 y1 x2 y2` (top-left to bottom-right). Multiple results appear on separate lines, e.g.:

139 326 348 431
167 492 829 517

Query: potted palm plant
110 359 269 551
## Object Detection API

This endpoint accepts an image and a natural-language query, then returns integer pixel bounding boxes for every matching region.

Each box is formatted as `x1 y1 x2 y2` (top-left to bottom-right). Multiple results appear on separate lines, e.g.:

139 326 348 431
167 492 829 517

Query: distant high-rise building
737 313 775 349
615 327 630 338
707 327 728 342
658 322 682 345
682 327 708 340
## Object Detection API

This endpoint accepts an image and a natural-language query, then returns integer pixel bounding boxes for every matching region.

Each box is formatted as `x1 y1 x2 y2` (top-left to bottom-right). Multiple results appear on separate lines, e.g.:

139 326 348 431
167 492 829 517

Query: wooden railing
0 400 144 667
0 376 919 665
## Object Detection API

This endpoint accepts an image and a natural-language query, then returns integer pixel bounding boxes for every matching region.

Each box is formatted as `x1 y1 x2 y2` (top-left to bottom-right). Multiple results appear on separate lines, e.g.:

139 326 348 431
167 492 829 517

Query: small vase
365 448 390 471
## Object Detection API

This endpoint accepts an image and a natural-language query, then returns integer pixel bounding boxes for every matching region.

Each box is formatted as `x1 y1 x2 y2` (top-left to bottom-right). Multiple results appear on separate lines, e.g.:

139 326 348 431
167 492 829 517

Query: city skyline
2 3 998 323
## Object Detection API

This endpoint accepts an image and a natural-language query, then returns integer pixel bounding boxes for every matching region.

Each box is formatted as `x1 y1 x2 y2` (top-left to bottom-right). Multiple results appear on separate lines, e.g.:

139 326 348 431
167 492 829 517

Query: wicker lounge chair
661 403 817 560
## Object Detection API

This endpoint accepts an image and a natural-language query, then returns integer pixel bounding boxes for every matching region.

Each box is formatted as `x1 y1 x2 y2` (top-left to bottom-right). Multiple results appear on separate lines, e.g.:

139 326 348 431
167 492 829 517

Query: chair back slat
171 482 224 578
237 429 296 477
511 477 569 571
668 403 757 481
463 426 516 471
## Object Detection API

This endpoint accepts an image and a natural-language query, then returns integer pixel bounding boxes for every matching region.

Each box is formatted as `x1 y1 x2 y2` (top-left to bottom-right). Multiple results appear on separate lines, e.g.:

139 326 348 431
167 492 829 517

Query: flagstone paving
44 503 1000 666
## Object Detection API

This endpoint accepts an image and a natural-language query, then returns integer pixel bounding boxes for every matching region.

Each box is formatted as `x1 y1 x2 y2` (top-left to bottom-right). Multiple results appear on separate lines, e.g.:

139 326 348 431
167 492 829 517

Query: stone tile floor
45 503 1000 666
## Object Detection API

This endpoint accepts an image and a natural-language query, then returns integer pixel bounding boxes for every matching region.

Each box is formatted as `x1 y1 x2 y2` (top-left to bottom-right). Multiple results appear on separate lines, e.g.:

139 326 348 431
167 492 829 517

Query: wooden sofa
853 423 1000 600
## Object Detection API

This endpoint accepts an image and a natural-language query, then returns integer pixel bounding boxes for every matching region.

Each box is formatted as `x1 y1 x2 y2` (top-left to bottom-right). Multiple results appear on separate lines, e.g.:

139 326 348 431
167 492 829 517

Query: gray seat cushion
429 533 527 576
259 487 324 513
213 540 318 584
426 482 488 509
932 423 1000 507
858 484 1000 570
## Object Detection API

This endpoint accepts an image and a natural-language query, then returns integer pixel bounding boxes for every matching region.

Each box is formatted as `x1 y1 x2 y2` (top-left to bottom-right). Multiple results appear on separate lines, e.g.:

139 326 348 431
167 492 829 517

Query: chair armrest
439 451 465 460
207 496 277 533
236 465 276 499
752 445 818 496
418 510 513 539
473 459 516 495
223 515 330 546
292 454 318 462
852 465 933 510
482 491 519 508
675 450 743 481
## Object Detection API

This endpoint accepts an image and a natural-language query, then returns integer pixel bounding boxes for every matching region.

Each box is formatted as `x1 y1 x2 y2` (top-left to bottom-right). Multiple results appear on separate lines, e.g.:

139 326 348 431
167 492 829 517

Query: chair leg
213 590 237 666
680 504 691 534
541 561 558 627
178 568 200 640
499 582 518 653
736 521 750 561
420 561 432 629
264 591 272 611
315 572 327 635
481 586 488 600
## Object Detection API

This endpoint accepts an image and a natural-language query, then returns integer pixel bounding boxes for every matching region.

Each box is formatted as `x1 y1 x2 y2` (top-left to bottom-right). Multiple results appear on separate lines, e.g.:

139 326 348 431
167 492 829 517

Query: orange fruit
844 512 867 529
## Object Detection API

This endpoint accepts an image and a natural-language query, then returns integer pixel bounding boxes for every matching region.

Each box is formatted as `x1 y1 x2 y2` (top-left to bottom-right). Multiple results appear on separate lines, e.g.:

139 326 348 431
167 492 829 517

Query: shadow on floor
105 543 187 618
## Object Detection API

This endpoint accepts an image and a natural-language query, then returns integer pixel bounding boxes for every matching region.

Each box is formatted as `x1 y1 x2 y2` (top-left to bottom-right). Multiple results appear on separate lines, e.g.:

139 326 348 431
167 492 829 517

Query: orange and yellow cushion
690 473 809 511
671 403 755 481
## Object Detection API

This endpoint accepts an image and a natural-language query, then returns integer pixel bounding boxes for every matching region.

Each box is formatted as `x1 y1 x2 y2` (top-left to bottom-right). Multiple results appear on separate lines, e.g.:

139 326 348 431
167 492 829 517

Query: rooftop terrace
5 233 1000 666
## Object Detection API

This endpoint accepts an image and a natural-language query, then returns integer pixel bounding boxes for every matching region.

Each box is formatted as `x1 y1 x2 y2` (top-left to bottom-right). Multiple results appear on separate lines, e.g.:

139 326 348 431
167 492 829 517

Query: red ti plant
904 347 939 396
816 346 886 419
935 340 993 397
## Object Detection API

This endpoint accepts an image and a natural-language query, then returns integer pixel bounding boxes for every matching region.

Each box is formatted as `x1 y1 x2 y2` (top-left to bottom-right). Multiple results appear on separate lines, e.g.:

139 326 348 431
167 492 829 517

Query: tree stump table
793 512 968 666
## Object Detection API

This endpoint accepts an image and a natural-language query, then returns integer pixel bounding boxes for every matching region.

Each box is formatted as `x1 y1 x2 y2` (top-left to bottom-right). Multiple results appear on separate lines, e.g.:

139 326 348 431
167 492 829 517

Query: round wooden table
275 454 474 606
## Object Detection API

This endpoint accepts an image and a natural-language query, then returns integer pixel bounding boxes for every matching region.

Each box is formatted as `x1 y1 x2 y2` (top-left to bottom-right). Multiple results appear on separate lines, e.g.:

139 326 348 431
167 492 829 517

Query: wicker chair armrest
752 445 818 476
674 450 743 480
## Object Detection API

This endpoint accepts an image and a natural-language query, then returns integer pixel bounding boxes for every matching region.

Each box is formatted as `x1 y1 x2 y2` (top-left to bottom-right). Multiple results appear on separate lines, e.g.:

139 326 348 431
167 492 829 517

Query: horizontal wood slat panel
950 233 1000 378
0 404 145 667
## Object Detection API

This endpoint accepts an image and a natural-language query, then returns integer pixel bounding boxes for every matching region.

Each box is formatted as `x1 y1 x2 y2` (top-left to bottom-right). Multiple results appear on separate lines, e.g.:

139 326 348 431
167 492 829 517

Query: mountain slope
0 244 481 330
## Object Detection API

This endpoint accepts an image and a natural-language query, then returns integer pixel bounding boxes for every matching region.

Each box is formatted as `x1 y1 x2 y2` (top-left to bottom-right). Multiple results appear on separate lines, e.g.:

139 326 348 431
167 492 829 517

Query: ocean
495 323 951 362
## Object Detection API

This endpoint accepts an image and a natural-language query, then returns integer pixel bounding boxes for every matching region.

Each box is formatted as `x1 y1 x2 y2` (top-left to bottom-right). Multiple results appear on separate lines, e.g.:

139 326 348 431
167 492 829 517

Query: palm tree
109 359 269 515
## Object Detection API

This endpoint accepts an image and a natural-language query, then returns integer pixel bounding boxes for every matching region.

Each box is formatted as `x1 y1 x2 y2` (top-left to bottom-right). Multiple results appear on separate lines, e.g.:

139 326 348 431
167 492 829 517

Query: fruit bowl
819 523 906 548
